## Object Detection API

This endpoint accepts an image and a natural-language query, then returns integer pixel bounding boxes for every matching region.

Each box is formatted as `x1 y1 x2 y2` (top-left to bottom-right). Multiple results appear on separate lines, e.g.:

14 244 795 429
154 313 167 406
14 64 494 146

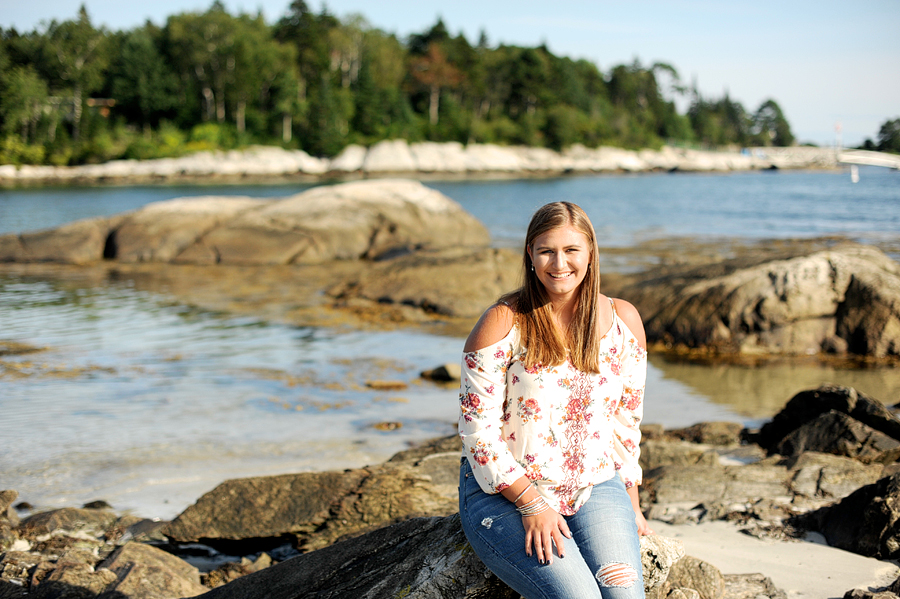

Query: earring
531 264 534 272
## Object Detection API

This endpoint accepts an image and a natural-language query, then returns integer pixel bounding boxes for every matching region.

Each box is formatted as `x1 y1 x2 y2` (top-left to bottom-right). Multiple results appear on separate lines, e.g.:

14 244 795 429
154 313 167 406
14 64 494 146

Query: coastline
0 141 852 187
3 175 900 598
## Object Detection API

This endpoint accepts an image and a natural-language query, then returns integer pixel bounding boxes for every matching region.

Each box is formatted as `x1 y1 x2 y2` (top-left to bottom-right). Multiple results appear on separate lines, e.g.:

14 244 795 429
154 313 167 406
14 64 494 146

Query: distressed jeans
459 459 645 599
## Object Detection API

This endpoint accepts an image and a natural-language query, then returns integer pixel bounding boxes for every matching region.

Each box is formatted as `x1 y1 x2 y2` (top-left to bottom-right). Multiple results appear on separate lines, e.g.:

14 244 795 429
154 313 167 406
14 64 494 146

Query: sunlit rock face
0 179 490 266
622 244 900 358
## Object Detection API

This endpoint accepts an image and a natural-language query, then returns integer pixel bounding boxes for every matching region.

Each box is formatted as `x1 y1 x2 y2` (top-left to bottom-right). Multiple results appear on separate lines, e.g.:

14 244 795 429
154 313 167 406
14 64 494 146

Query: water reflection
649 353 900 426
3 271 900 518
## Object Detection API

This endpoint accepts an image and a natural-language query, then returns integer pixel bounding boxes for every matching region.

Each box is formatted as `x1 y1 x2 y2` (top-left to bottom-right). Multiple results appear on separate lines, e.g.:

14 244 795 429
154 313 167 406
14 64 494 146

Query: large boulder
0 179 490 266
195 515 512 599
98 542 208 598
786 452 886 503
0 216 125 264
162 447 461 552
112 197 265 263
643 462 792 511
17 508 118 541
661 556 726 599
775 411 900 463
161 469 369 550
164 179 490 265
622 244 900 357
756 385 900 453
195 514 686 599
723 574 787 599
328 246 520 318
639 440 719 472
802 473 900 560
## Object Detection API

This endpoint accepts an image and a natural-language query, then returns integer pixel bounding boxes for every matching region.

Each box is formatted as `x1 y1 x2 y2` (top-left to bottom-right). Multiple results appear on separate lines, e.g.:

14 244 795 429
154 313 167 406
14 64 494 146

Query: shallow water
2 168 899 519
3 272 898 519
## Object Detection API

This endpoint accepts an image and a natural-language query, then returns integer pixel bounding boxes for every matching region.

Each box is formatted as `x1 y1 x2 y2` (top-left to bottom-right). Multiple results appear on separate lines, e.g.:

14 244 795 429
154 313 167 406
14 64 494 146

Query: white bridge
838 149 900 169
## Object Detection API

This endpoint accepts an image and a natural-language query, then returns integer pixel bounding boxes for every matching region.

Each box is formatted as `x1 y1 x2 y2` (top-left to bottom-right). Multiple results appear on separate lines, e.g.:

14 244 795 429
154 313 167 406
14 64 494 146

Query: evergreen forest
0 1 805 166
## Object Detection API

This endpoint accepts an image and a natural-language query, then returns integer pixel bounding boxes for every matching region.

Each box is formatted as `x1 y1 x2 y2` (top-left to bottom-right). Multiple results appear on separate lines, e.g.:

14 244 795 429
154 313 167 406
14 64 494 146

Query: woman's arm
627 485 653 535
612 298 651 534
460 303 571 564
459 302 527 492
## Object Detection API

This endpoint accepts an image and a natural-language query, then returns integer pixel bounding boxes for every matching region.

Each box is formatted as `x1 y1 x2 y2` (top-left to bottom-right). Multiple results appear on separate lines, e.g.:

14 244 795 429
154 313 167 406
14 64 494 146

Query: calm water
1 167 899 519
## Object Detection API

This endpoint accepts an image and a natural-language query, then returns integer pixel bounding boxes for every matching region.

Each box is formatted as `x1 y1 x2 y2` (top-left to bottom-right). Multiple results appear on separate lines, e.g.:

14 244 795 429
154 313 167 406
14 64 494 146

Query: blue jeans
459 459 645 599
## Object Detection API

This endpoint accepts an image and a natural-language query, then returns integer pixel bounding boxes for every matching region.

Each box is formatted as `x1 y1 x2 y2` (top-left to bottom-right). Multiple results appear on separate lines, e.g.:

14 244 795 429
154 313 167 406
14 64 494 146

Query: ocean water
3 168 899 246
1 167 899 519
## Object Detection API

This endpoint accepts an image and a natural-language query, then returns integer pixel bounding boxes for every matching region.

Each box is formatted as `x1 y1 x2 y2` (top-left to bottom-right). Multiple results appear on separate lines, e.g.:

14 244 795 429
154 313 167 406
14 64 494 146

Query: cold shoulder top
458 299 646 515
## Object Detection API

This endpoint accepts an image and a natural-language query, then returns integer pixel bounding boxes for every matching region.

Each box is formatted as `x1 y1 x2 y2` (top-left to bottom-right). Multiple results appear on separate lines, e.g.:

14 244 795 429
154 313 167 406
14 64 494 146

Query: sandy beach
652 519 899 599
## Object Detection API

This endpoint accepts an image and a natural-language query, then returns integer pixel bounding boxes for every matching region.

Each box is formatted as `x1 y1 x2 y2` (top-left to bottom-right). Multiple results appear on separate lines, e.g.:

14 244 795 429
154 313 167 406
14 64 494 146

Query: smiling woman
457 202 650 599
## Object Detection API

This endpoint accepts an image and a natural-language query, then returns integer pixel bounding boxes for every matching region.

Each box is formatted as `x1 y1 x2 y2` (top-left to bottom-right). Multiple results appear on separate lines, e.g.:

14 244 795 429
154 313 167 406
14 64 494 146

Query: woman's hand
501 478 571 565
634 510 653 535
627 484 654 535
522 508 571 565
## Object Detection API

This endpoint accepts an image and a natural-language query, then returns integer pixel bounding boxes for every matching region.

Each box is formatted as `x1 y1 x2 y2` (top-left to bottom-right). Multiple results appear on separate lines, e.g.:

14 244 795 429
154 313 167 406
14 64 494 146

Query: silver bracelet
512 486 531 504
516 496 550 516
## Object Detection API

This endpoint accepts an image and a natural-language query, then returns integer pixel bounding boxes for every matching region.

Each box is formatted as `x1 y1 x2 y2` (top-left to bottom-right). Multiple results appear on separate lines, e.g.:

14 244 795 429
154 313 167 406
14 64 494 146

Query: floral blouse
458 300 646 516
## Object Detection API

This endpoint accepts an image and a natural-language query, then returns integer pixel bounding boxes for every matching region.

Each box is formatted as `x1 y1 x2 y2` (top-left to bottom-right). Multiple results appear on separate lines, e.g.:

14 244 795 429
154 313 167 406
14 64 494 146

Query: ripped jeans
459 459 645 599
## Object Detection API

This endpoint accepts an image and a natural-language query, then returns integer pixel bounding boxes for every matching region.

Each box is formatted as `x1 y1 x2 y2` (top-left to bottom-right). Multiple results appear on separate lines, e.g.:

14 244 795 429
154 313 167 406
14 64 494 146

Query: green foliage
877 118 900 153
0 65 48 141
0 8 808 165
42 5 110 141
688 93 751 148
123 121 187 159
109 25 179 127
187 122 236 152
544 105 582 151
752 99 794 146
0 135 46 164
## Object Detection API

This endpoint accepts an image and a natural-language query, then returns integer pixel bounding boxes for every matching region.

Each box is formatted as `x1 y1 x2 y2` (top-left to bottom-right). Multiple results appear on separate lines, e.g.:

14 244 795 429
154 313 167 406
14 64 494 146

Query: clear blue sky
3 0 898 147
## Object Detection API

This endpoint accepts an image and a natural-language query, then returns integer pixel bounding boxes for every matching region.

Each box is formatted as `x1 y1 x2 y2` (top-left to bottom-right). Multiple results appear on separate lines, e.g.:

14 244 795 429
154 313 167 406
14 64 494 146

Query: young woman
458 201 651 599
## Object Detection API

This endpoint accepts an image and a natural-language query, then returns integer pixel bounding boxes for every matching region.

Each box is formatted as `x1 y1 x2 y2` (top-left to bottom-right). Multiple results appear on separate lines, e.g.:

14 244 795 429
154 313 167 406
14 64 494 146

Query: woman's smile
528 225 591 301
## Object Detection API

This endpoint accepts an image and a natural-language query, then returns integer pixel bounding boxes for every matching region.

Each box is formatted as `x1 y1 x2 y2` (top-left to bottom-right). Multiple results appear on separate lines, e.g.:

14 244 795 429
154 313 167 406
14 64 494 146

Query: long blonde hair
500 201 603 373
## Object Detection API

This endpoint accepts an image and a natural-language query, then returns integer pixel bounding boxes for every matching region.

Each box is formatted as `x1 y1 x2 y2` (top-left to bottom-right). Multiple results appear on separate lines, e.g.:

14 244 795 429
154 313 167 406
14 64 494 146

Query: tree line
0 1 803 166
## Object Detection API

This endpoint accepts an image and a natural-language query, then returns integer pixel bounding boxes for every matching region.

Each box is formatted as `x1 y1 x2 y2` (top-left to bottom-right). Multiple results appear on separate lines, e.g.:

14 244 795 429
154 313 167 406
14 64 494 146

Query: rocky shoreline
3 384 900 598
3 179 900 597
0 141 851 187
3 178 899 359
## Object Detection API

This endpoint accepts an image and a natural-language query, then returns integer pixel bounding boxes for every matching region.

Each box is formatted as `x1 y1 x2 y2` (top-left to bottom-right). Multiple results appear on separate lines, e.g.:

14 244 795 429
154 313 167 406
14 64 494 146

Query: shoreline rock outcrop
5 383 899 599
3 175 899 359
622 243 900 358
0 179 489 266
0 142 867 187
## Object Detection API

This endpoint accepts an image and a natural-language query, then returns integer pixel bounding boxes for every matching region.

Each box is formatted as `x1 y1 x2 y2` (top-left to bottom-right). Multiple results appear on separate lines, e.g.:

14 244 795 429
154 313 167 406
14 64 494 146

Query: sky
2 0 898 147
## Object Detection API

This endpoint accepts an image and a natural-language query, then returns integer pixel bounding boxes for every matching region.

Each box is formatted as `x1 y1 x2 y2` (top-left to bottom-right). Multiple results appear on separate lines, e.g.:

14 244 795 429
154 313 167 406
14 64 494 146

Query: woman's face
527 225 592 302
